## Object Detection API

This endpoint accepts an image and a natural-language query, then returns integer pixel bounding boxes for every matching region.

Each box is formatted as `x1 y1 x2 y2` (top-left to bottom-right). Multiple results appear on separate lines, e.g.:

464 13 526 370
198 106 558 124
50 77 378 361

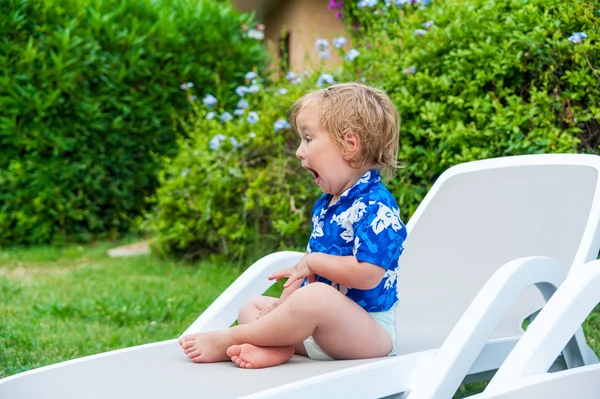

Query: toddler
179 82 407 369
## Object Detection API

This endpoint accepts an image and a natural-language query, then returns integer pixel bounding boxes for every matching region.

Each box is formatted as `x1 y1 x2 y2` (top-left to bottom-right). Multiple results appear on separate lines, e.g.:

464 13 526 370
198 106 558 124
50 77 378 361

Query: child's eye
304 136 312 143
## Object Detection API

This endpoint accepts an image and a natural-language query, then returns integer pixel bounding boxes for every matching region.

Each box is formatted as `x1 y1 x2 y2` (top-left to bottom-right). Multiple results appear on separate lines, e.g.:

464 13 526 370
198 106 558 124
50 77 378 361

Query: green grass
1 242 599 398
0 240 283 378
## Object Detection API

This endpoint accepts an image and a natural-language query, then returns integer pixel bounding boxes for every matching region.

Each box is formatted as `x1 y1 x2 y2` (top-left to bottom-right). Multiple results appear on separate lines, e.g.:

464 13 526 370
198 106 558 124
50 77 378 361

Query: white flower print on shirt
331 199 367 242
311 214 324 239
371 203 403 234
331 281 349 295
353 235 361 256
383 266 399 290
356 171 371 186
341 171 372 198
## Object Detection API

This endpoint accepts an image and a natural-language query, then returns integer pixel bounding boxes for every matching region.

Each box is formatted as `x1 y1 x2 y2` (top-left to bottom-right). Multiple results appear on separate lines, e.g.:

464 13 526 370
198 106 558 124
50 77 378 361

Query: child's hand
269 256 313 288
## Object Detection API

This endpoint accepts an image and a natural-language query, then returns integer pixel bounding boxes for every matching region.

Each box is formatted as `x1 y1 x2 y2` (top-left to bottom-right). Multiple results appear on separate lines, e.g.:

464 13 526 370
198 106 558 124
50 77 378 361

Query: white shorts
303 303 398 361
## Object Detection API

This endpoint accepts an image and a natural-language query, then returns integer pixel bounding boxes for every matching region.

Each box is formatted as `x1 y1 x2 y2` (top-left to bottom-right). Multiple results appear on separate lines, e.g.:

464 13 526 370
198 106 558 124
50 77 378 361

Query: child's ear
343 131 360 160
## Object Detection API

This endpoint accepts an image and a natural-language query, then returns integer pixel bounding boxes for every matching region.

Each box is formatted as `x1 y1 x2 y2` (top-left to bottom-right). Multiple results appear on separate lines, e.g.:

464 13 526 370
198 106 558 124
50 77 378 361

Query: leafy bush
146 74 323 261
339 0 599 215
0 0 266 245
150 0 599 260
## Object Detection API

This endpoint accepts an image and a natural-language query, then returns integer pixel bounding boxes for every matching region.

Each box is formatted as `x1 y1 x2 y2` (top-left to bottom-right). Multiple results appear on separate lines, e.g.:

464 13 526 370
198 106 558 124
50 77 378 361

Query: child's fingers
283 273 300 288
269 268 292 281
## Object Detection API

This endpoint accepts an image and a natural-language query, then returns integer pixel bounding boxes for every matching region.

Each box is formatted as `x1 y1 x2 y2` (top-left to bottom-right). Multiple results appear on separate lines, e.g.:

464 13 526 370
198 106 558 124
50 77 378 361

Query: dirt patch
0 258 92 280
107 240 151 258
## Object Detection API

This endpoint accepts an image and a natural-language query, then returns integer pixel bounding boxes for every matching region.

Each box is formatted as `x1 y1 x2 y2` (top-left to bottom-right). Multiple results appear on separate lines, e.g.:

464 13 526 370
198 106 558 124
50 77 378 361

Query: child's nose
295 145 304 160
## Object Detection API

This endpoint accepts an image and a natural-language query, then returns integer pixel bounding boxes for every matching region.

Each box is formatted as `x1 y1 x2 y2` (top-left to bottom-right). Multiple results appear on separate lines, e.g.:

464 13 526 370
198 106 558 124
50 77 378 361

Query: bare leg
179 283 391 364
226 296 305 368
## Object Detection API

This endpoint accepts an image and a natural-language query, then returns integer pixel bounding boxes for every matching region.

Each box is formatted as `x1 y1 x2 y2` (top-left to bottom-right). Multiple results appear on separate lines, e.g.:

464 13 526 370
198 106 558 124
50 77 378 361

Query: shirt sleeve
352 200 406 270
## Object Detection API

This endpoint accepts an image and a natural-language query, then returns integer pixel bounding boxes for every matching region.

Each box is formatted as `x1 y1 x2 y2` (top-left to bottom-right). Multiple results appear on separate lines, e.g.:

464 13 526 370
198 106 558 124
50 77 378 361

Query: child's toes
186 349 201 359
179 335 193 344
226 345 242 358
182 341 195 350
190 353 204 363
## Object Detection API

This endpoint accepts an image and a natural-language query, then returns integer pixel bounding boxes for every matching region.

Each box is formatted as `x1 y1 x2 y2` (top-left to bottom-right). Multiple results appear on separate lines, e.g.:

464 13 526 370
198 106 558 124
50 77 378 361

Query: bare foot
179 331 234 363
226 344 295 369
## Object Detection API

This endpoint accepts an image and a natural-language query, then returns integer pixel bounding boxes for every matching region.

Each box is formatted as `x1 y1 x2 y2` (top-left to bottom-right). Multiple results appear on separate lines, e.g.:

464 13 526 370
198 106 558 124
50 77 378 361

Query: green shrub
146 74 324 261
339 0 599 215
0 0 266 245
150 0 599 260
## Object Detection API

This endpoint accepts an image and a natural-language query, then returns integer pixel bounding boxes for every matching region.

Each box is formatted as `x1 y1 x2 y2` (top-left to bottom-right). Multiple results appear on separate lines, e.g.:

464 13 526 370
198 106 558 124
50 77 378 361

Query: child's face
295 105 359 197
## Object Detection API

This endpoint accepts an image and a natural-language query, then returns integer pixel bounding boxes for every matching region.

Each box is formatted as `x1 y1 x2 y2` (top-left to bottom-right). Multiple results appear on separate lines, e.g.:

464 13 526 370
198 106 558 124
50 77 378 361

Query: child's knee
238 296 262 318
291 282 337 303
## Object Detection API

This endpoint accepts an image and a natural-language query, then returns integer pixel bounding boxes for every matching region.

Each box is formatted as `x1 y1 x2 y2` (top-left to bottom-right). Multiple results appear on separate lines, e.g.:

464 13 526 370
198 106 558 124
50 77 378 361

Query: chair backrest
395 154 600 353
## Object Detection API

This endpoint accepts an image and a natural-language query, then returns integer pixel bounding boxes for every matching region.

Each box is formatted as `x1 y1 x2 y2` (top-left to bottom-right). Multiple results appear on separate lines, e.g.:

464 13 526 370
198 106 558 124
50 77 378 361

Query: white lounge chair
467 261 600 399
2 154 600 399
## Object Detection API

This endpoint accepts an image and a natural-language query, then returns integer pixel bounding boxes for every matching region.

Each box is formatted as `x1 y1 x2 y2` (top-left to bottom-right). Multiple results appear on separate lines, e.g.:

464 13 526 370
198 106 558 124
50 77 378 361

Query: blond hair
289 82 401 181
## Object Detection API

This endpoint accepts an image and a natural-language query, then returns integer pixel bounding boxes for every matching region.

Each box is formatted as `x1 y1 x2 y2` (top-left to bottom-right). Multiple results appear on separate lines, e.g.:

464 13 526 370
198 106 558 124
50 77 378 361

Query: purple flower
180 82 194 90
206 111 216 120
568 32 588 44
220 112 233 123
247 29 264 40
209 134 226 150
247 111 259 125
245 71 258 81
236 85 249 96
385 0 409 6
414 29 428 37
403 66 416 75
234 109 245 116
237 99 249 109
274 119 291 132
286 72 297 81
333 36 347 48
345 49 360 61
317 73 336 87
229 137 240 148
423 20 434 29
329 0 345 9
319 51 331 60
357 0 378 7
202 94 217 107
315 39 330 52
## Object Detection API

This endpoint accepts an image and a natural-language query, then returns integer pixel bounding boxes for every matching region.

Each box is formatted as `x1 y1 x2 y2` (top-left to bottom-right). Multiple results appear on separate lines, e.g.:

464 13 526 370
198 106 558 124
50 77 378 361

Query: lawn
1 240 599 398
0 240 282 378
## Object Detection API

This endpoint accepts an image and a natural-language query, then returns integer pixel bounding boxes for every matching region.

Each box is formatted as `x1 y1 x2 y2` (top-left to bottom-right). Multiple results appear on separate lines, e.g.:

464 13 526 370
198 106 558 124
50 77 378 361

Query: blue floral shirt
305 169 407 312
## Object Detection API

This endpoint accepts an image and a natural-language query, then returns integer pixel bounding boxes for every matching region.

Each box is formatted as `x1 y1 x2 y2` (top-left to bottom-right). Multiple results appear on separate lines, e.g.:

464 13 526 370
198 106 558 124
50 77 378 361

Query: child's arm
271 252 385 290
257 254 309 319
306 253 384 289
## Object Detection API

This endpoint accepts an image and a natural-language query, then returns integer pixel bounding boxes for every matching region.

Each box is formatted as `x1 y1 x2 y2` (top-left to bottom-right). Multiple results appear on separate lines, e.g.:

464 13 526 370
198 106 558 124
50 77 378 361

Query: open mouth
304 166 320 183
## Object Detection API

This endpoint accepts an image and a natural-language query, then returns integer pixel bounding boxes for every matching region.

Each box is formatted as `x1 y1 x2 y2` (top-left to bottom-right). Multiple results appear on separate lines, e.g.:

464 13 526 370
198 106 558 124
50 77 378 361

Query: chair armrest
407 256 565 399
180 251 304 336
486 262 600 393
